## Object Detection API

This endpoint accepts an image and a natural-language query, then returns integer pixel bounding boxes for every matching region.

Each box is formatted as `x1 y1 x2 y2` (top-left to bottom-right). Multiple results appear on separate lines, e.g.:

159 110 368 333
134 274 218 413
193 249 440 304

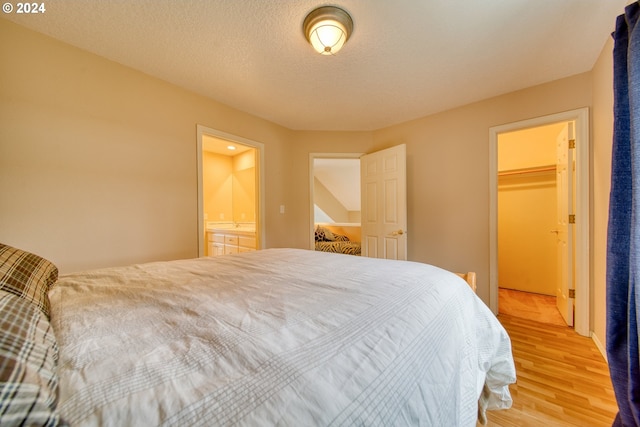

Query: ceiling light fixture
303 6 353 55
227 145 236 150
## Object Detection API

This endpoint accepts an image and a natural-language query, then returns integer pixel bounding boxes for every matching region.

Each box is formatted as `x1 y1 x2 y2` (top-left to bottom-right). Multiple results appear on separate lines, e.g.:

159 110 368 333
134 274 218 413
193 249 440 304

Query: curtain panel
607 2 640 426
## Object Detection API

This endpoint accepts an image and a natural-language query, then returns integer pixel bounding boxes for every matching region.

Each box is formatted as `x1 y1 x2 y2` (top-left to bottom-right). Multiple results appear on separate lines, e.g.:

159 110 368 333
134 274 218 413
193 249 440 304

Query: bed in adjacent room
314 224 361 255
0 244 515 426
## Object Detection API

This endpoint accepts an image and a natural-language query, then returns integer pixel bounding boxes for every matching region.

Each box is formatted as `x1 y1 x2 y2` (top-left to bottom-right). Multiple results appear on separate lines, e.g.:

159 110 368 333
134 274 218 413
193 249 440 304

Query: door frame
197 125 265 257
308 152 363 249
489 108 590 336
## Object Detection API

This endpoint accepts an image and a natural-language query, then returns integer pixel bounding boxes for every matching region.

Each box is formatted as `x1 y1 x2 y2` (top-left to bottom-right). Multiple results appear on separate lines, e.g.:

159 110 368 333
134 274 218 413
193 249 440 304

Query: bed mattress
49 248 514 426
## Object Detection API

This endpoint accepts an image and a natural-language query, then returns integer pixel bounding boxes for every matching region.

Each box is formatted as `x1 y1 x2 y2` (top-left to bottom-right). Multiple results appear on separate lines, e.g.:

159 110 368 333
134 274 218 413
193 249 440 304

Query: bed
314 225 361 255
0 244 515 426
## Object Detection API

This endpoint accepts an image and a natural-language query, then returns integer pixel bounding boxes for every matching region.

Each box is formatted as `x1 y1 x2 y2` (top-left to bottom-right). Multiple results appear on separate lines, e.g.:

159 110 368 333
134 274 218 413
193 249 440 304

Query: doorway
308 145 408 260
196 125 265 257
309 153 362 252
497 122 570 326
489 108 590 336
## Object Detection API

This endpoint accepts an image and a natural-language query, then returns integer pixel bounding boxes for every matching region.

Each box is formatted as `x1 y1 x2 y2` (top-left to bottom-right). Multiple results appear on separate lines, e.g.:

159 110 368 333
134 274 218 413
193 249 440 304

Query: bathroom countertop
206 226 256 236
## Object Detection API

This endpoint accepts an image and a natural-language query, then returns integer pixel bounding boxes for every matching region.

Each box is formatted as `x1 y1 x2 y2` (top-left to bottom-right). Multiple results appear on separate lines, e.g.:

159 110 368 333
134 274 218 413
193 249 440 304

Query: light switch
280 205 285 214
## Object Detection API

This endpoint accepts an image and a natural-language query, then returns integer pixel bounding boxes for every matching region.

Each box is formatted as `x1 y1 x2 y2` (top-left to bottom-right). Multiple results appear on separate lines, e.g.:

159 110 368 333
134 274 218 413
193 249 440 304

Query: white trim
489 132 499 313
196 125 266 256
591 332 608 362
308 152 363 250
489 108 590 337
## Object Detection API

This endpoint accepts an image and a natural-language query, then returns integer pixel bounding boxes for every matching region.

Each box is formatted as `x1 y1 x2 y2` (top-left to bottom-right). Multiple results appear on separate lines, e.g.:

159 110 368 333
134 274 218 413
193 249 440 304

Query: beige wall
233 149 255 172
0 17 617 343
0 19 295 272
313 178 350 223
592 36 615 353
498 124 564 170
231 150 256 223
498 171 557 295
203 152 233 222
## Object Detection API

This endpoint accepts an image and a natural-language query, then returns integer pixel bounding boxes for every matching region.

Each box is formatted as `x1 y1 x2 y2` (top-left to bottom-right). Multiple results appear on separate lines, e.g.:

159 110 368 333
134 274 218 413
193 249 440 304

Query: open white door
555 123 574 326
360 144 407 260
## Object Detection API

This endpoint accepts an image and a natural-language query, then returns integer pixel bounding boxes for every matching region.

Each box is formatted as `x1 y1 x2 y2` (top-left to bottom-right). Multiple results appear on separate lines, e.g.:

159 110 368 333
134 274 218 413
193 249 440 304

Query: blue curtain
607 2 640 426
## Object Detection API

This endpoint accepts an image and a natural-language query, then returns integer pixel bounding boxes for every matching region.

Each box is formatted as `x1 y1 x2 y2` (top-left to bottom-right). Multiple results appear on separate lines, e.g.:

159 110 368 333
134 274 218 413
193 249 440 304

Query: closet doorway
497 122 571 326
196 125 265 257
489 108 590 336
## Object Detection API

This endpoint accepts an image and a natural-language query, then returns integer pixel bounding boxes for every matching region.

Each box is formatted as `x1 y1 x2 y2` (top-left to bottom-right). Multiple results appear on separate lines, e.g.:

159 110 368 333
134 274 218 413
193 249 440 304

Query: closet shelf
498 165 556 177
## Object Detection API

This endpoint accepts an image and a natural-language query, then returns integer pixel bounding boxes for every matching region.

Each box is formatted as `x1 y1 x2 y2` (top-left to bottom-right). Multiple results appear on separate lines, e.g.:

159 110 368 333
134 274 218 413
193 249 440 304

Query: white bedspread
49 248 515 426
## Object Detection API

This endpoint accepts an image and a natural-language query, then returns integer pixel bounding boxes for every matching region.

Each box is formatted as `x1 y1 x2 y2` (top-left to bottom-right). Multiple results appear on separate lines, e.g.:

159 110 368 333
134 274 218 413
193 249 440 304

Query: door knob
550 230 560 234
391 229 405 236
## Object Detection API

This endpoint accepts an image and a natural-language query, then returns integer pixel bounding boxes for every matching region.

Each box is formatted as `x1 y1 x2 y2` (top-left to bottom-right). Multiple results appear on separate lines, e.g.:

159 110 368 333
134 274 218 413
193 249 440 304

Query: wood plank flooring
482 314 618 427
498 288 566 327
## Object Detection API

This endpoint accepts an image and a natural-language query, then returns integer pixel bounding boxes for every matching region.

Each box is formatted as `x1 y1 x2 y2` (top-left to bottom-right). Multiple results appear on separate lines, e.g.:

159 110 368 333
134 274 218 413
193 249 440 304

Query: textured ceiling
2 0 628 131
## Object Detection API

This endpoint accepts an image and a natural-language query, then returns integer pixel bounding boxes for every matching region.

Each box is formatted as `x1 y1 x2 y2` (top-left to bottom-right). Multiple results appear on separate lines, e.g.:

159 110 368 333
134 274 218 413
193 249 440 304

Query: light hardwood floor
498 288 566 327
483 314 618 427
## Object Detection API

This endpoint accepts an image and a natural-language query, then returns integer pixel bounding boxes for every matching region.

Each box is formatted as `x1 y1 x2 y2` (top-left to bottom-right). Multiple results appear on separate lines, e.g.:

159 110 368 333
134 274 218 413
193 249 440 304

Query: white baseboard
591 332 608 363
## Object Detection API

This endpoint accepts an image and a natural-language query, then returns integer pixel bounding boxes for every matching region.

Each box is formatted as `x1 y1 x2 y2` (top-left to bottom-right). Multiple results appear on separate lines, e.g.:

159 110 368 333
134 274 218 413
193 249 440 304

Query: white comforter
49 248 515 426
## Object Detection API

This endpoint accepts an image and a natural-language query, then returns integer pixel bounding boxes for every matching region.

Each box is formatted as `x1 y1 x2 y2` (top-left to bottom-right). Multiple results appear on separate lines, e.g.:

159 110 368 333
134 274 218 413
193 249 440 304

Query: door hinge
568 139 576 149
569 289 575 299
569 214 576 224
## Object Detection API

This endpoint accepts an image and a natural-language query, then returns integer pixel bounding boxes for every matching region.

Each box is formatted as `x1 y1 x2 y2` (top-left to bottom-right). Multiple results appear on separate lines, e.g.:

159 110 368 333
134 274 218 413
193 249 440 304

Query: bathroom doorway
196 125 265 257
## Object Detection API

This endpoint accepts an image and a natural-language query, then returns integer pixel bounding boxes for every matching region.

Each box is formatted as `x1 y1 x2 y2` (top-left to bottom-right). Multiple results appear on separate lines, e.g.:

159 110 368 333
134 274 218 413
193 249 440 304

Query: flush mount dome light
303 6 353 55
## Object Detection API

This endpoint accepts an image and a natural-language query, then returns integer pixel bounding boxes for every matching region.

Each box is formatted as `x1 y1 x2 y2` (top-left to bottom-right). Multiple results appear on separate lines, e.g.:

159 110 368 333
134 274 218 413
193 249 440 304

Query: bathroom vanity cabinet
207 228 257 256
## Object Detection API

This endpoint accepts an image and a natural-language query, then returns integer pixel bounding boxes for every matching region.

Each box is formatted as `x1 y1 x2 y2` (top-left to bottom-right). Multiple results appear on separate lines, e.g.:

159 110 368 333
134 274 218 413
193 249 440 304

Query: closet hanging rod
498 165 556 177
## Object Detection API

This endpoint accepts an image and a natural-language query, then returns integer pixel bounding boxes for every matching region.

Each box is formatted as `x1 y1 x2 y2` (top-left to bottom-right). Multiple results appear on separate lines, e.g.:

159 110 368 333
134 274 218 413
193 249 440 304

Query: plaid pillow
0 290 63 426
0 244 58 318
